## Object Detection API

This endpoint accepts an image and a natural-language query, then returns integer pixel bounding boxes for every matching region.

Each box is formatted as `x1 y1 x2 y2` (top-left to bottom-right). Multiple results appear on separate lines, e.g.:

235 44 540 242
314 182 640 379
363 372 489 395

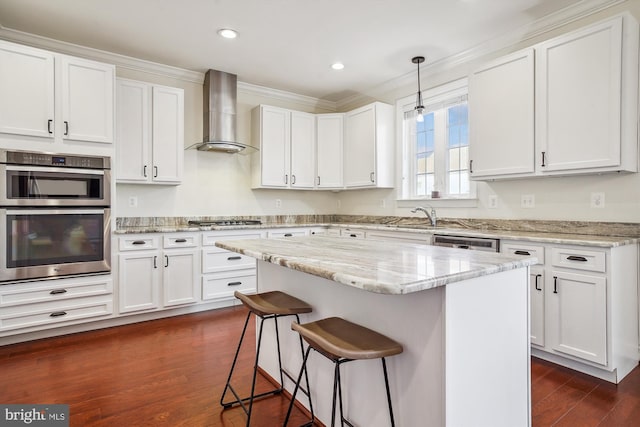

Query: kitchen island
216 236 537 427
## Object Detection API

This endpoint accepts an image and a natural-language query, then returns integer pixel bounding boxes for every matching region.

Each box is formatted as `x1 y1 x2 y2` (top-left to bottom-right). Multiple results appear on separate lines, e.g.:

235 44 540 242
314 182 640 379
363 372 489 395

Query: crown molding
336 0 629 109
238 81 337 112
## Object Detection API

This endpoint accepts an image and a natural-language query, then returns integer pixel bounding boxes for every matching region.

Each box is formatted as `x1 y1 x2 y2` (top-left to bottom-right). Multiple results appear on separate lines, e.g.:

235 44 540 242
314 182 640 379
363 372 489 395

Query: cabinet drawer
202 271 257 301
551 247 606 273
163 234 198 249
0 276 112 307
0 295 113 332
203 249 256 273
202 232 263 247
502 243 545 265
119 235 160 251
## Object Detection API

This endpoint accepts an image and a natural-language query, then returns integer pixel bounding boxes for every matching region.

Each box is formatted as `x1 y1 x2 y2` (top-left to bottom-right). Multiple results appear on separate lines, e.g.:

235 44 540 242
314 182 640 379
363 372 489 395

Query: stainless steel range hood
188 69 256 154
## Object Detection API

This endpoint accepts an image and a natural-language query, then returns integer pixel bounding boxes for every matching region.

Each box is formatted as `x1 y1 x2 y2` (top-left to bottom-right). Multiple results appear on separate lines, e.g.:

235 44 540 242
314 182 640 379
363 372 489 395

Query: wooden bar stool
220 290 315 426
284 317 403 427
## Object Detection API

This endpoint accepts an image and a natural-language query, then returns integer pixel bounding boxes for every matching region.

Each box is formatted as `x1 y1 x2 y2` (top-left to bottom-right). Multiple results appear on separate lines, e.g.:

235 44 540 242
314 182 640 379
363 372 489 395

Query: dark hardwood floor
1 306 639 426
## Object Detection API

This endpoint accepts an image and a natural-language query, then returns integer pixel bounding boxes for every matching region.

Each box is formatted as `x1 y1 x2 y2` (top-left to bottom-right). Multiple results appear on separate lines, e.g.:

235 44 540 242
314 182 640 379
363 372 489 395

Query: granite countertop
114 221 637 247
215 236 537 295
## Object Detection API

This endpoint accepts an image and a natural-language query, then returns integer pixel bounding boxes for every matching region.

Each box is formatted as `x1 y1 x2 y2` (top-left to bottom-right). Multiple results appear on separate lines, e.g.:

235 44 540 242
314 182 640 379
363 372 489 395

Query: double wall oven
0 150 111 283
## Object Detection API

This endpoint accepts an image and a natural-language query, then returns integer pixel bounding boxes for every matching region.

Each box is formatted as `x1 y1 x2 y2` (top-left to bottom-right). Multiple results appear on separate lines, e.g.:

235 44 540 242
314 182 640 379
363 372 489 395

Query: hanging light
412 56 425 123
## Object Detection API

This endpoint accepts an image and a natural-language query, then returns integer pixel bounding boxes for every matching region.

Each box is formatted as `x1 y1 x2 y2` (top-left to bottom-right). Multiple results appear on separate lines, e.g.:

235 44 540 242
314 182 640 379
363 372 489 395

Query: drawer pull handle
553 276 558 294
515 250 530 256
350 234 357 238
534 274 542 291
154 256 158 269
174 238 187 243
64 121 69 136
49 289 68 295
567 255 588 262
227 256 242 261
227 281 242 287
165 255 169 267
47 119 53 134
284 233 293 237
132 240 146 245
50 311 67 318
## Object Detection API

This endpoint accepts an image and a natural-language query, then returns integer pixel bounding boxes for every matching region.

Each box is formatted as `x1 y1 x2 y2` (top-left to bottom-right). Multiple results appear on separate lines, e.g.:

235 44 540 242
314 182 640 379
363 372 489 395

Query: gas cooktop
188 219 262 227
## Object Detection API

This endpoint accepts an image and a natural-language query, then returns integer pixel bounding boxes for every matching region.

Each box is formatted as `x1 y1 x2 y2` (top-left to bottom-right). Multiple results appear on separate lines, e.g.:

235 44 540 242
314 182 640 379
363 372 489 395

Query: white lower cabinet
201 230 262 302
0 275 113 334
503 240 638 383
118 233 199 313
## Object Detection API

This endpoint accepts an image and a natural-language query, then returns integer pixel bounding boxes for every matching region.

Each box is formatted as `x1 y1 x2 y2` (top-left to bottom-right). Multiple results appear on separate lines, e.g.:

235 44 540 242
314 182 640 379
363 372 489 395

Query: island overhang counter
216 236 537 427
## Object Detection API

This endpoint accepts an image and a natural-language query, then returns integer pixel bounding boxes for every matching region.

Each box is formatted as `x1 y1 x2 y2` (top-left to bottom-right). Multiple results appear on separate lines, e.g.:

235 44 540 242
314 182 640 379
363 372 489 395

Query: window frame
396 78 476 205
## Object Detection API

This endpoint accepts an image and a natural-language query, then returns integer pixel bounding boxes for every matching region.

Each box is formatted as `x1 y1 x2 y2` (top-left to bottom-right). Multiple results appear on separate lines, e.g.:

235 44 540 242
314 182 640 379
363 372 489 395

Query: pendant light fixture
412 56 425 123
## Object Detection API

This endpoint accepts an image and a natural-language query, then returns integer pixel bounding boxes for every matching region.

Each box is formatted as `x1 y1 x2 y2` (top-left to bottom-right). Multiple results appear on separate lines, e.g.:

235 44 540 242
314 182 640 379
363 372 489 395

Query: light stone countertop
215 236 538 295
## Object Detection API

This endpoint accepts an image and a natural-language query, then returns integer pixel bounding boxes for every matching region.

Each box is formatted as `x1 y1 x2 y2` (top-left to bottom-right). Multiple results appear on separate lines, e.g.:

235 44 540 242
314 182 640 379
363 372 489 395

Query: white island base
255 260 531 427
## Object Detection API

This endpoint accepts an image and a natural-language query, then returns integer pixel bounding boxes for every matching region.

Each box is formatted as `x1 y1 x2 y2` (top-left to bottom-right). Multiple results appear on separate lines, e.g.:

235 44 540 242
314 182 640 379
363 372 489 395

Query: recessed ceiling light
218 29 238 39
331 62 344 70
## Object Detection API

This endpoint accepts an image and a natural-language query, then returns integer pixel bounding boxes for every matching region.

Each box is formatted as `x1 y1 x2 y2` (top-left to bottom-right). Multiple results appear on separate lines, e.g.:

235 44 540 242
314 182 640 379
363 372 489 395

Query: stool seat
234 290 312 316
292 317 403 361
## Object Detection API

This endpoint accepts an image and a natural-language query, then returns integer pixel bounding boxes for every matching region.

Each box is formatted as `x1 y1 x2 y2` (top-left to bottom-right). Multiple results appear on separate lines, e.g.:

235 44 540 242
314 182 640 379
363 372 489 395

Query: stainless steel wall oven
0 150 111 283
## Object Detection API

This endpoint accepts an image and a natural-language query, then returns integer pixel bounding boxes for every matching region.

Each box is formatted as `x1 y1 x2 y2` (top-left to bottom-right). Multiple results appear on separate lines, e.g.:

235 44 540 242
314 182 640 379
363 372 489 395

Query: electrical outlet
521 194 535 208
275 199 282 208
336 199 341 209
128 196 138 207
380 199 386 208
488 195 498 209
591 192 605 208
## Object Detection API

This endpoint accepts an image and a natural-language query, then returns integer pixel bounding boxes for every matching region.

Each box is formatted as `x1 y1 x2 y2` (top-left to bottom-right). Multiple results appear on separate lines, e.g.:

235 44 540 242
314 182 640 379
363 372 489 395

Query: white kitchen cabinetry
251 105 315 189
502 242 546 347
365 229 430 244
504 239 638 383
344 102 394 188
469 49 535 178
470 15 638 180
0 275 113 336
316 114 344 189
0 40 113 149
116 78 184 184
201 230 262 302
118 233 198 313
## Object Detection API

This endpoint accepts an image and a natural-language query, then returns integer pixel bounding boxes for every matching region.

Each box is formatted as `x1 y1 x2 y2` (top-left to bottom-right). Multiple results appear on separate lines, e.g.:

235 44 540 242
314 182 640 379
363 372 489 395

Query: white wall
115 2 640 223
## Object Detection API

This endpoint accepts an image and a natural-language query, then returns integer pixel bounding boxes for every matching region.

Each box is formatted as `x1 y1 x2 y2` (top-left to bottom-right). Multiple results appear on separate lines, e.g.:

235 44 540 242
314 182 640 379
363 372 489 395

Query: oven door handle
4 208 107 215
3 165 106 175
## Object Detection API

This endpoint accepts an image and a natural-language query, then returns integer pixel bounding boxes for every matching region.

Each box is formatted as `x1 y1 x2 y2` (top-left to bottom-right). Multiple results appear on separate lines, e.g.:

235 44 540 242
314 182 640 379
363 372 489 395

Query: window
399 79 473 200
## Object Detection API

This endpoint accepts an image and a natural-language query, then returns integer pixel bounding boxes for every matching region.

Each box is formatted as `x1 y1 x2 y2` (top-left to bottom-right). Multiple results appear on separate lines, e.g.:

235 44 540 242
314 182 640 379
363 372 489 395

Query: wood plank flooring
1 306 639 426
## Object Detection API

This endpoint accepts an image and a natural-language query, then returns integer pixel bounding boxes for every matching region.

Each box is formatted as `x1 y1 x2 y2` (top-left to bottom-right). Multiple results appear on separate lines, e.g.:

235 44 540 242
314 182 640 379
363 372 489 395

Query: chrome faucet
411 206 437 227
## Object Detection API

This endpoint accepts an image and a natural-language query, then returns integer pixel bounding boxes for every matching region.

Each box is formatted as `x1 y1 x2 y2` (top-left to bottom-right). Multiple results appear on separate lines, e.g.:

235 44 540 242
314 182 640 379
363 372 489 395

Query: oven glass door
1 209 111 282
2 166 110 206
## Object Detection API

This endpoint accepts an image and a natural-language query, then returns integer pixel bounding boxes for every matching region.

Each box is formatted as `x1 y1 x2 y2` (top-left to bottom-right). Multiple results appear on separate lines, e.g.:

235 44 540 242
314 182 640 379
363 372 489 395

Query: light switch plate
521 194 535 208
488 195 498 209
591 192 605 208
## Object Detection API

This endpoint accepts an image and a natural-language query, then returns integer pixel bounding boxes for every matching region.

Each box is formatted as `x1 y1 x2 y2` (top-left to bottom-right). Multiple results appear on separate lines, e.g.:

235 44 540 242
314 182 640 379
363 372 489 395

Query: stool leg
245 314 268 426
381 357 396 427
283 345 312 426
274 314 285 389
331 361 339 427
220 311 252 407
295 315 315 424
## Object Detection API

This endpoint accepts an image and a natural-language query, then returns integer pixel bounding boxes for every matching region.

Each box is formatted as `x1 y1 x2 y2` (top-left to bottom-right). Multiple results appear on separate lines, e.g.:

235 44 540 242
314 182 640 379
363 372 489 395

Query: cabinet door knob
469 159 473 174
534 274 542 291
154 256 158 269
64 121 69 136
284 233 293 237
227 256 242 261
370 172 375 183
47 119 53 134
541 151 547 167
49 289 68 295
284 174 288 184
153 166 158 178
50 311 67 318
175 238 187 243
515 250 531 256
164 255 169 267
567 255 588 262
227 281 242 287
132 240 146 245
317 176 321 186
291 174 296 185
143 165 148 177
553 276 558 294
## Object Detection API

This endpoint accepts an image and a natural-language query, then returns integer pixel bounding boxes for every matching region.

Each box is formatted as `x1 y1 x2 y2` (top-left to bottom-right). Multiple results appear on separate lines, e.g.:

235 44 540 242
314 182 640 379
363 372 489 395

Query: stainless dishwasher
432 234 500 252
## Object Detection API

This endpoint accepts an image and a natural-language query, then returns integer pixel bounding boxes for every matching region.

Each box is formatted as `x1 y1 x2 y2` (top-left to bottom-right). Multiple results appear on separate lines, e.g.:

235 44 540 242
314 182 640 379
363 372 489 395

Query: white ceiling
0 0 604 102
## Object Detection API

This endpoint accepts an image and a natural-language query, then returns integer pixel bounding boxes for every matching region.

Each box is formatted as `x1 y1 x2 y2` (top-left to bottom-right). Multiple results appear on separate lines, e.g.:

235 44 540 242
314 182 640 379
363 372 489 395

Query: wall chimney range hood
188 69 256 154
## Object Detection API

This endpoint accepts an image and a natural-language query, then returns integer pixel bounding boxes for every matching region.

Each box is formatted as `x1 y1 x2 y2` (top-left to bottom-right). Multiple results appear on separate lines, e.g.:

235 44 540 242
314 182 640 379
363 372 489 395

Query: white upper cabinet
0 40 114 150
536 17 627 173
252 105 316 189
469 15 638 180
289 111 316 188
469 49 535 178
344 102 394 188
60 56 114 144
116 78 184 185
0 42 54 138
252 105 291 188
316 114 344 189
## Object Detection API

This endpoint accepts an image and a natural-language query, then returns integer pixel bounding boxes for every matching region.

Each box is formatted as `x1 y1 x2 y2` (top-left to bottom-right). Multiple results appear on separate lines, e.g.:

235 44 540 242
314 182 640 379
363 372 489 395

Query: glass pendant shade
412 56 425 123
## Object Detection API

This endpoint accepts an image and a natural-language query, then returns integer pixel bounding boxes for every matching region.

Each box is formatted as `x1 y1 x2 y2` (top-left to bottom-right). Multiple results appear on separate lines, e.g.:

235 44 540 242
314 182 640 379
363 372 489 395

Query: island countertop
215 236 537 294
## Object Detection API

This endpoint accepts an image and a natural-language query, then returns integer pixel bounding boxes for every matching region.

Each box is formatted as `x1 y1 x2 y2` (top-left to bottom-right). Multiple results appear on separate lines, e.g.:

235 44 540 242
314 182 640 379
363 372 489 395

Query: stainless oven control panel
0 150 110 170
